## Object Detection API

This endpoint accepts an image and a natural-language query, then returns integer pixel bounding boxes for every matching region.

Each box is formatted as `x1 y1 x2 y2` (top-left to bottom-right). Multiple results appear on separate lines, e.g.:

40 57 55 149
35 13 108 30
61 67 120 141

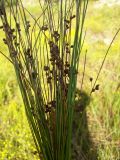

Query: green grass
85 4 120 34
0 2 120 160
0 101 39 160
87 56 120 159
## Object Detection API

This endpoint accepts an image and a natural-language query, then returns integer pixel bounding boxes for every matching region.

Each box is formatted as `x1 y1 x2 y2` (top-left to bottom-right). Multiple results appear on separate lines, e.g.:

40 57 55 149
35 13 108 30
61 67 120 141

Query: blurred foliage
0 61 39 159
0 101 39 160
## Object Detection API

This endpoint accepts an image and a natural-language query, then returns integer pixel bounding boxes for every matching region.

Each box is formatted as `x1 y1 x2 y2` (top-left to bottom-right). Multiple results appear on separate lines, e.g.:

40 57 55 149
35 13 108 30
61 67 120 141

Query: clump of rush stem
0 0 88 159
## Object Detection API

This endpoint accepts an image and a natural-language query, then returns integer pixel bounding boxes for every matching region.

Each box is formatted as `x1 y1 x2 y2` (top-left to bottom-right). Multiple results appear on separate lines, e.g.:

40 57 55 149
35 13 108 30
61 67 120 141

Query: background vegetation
0 1 120 159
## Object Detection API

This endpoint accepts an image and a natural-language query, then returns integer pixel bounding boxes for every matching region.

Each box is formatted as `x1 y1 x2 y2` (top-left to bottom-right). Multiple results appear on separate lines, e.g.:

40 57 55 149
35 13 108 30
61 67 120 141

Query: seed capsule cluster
89 78 100 93
0 4 77 116
41 15 77 113
45 100 56 113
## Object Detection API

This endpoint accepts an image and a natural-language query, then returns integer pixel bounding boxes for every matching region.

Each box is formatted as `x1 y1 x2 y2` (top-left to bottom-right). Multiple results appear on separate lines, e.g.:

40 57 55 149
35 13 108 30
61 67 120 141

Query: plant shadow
72 89 98 160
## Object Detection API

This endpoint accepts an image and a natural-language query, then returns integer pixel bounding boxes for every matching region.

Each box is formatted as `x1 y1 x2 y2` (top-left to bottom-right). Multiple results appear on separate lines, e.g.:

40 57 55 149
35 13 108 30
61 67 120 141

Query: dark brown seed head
44 66 49 71
41 25 48 31
18 28 21 32
11 28 15 33
49 100 56 108
45 105 51 113
12 35 16 40
66 48 70 54
65 63 70 68
64 69 69 75
50 58 55 62
91 88 95 93
65 24 69 30
54 31 59 36
26 24 31 29
0 9 4 16
45 104 49 109
32 72 38 79
27 48 30 53
95 84 100 90
3 38 7 44
52 31 60 42
54 37 59 42
70 15 76 20
14 41 19 46
90 77 93 82
66 43 69 46
26 21 30 24
47 76 52 83
50 70 53 74
0 26 3 29
64 19 70 24
48 41 54 46
3 38 6 42
46 72 49 77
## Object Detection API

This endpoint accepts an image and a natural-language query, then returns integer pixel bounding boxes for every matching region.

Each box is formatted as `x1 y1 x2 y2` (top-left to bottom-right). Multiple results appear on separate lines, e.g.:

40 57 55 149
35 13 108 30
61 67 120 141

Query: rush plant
0 0 120 159
0 0 88 159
